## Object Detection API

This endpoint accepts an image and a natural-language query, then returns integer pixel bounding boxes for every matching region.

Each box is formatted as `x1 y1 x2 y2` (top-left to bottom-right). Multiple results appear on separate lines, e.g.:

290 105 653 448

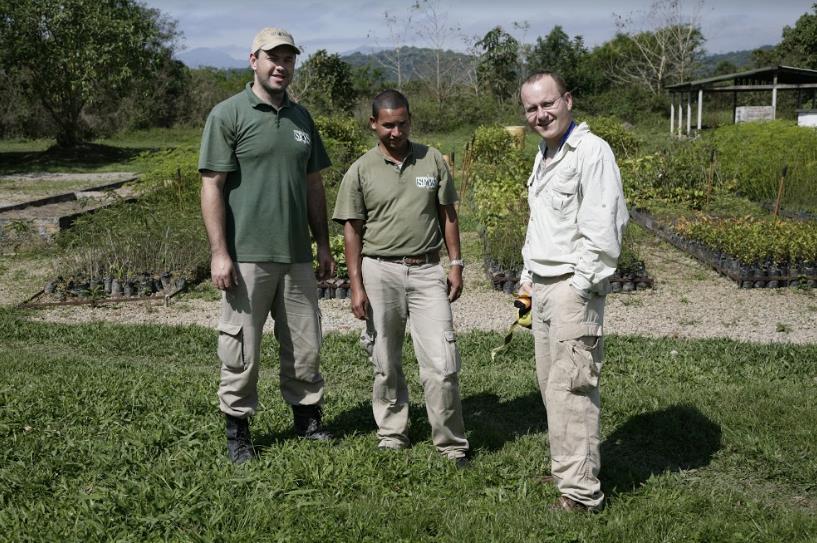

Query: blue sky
145 0 814 60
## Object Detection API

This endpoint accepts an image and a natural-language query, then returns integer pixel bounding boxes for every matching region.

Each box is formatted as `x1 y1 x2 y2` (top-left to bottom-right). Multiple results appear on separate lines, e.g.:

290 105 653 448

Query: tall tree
412 0 465 110
368 9 415 90
292 50 356 114
0 0 181 147
476 26 520 102
611 0 705 94
754 3 817 68
526 26 590 93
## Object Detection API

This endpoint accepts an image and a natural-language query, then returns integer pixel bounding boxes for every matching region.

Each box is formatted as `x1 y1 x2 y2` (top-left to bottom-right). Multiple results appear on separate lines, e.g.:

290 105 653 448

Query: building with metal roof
665 65 817 135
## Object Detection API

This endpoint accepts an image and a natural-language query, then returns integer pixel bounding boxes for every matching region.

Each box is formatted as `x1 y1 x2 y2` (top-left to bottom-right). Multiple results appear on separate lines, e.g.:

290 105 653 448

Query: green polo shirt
198 83 331 262
332 142 458 257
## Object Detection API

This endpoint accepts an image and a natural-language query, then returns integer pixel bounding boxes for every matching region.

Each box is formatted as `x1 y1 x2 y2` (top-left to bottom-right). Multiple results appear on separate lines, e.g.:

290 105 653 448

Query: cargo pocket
562 336 602 393
359 328 375 358
442 330 461 376
217 322 244 371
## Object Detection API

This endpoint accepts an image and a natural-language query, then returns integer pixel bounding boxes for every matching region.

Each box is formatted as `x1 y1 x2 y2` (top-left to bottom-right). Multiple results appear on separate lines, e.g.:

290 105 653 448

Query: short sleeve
198 108 238 173
332 161 366 223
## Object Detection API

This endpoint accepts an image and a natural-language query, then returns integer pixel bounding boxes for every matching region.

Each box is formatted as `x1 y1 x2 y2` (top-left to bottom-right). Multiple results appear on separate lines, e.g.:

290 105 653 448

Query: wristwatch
449 259 464 268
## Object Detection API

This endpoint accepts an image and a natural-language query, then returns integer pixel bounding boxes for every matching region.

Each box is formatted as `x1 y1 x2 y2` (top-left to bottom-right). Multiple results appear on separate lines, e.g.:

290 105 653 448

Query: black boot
225 414 255 464
292 404 333 441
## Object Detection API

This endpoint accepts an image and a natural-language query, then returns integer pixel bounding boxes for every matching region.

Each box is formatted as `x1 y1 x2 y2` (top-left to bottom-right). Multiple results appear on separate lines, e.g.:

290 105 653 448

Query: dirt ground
3 231 816 344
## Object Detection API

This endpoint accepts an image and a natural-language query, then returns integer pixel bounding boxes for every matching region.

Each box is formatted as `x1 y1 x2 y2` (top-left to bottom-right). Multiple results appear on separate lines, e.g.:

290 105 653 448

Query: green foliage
476 27 520 102
2 312 817 540
754 3 817 68
581 115 642 159
295 50 357 114
673 215 817 266
711 121 817 213
580 84 669 123
313 116 368 236
0 0 181 146
526 26 593 95
466 126 529 271
55 147 207 280
313 234 348 279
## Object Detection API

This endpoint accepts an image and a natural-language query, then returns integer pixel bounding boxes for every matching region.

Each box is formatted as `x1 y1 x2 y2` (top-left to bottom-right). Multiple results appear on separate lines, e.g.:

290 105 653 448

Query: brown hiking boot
550 495 596 513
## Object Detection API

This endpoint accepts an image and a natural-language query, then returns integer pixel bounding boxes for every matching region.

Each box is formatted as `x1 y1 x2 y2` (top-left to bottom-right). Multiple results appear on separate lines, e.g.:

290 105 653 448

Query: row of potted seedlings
632 209 817 289
317 277 351 300
484 259 653 294
660 230 817 289
42 271 189 301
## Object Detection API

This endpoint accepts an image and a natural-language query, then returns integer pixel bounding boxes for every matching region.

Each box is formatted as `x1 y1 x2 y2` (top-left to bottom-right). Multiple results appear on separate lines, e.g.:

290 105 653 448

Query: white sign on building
735 106 774 123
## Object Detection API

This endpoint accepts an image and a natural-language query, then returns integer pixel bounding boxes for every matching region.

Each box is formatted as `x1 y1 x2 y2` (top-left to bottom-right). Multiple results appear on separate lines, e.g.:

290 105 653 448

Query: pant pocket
359 328 375 357
442 330 461 376
217 322 245 371
563 336 602 393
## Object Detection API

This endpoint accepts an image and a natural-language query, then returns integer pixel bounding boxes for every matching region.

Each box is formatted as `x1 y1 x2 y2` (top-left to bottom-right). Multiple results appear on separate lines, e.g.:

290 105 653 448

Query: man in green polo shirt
333 89 470 465
199 27 334 464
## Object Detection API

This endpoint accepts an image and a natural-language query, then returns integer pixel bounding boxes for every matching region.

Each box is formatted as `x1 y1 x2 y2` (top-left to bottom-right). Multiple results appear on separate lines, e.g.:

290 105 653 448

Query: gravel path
15 233 817 344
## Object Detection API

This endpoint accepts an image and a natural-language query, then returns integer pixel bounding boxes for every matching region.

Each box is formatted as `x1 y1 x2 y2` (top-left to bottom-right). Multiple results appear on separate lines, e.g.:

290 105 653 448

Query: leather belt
375 251 440 266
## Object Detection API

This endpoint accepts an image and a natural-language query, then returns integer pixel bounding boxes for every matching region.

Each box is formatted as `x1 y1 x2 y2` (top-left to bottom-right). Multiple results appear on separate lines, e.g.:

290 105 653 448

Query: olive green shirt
199 83 331 262
332 142 458 257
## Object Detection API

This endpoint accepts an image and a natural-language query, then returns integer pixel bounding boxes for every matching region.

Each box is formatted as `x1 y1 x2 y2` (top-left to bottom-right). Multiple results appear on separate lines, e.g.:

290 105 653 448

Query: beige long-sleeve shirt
520 122 629 297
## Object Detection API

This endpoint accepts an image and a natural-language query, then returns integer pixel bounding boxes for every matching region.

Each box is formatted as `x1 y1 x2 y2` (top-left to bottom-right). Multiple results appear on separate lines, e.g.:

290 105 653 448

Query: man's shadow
600 404 721 497
316 391 547 452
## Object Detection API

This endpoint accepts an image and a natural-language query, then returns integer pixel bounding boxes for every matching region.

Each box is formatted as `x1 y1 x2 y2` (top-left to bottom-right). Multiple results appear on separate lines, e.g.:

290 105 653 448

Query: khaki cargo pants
532 274 605 510
360 257 469 459
217 262 324 418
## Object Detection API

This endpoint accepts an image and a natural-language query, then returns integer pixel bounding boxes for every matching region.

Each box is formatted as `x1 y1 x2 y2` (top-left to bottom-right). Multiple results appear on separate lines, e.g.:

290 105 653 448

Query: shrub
711 121 817 213
673 215 817 266
56 146 208 282
464 125 531 271
580 115 641 159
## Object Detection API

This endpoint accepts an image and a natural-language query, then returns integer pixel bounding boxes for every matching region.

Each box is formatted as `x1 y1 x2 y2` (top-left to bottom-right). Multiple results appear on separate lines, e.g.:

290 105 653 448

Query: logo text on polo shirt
293 129 311 145
415 176 438 189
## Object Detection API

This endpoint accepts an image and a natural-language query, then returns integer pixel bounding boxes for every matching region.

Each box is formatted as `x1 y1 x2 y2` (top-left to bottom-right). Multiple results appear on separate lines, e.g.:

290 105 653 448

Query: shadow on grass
273 391 547 454
601 404 721 497
0 143 150 173
462 392 547 451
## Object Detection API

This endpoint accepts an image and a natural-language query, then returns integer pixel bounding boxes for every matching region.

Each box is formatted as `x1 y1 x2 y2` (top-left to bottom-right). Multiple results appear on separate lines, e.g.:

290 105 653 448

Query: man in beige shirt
333 89 470 465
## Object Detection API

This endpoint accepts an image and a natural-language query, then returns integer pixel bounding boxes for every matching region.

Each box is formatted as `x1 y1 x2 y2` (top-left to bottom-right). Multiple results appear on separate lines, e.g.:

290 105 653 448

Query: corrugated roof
666 65 817 91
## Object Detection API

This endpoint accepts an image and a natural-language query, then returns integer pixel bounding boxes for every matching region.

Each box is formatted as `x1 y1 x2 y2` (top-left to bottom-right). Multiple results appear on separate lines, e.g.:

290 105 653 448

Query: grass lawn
1 309 815 541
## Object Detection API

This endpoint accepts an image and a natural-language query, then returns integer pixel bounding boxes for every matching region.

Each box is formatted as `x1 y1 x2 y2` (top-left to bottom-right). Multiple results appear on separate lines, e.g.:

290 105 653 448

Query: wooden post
697 88 703 131
773 164 787 218
772 74 778 120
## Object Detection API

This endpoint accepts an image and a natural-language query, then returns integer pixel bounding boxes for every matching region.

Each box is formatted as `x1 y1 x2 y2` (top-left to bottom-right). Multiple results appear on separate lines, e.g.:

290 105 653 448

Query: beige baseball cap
251 27 301 54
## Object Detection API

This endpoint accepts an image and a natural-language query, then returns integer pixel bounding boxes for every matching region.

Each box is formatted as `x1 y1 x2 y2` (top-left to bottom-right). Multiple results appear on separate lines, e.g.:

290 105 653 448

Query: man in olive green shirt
333 89 469 464
200 27 333 464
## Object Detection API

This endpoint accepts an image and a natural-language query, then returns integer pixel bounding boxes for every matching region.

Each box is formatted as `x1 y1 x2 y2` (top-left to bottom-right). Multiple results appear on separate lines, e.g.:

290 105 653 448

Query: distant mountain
341 46 471 82
698 46 774 76
177 48 247 69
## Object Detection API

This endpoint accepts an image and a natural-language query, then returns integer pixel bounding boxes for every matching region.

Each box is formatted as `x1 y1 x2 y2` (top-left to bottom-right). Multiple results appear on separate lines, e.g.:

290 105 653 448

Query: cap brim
257 41 301 54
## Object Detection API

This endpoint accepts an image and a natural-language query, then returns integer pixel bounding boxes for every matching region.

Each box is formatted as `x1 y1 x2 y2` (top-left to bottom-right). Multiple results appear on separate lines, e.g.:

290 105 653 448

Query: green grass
0 127 202 176
1 309 815 541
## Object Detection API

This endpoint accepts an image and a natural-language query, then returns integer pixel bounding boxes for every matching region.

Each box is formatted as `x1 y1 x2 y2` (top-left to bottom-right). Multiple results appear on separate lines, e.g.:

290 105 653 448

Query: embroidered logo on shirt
415 176 438 189
293 129 311 145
